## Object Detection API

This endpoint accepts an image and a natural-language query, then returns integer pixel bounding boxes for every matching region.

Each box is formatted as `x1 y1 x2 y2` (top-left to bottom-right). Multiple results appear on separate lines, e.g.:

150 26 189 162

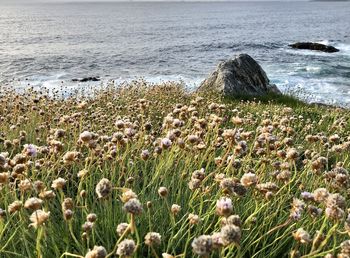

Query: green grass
0 81 350 258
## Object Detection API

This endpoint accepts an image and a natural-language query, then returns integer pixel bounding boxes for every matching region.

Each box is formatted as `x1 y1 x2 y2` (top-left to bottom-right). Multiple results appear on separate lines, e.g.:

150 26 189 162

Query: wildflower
82 221 94 232
340 240 350 256
116 239 136 257
79 131 93 143
62 198 74 211
220 224 241 246
78 169 88 178
292 228 311 244
240 172 258 187
171 204 181 216
158 186 168 197
39 190 56 200
216 197 233 217
13 164 26 175
95 178 112 199
145 232 162 246
326 193 346 210
325 207 344 220
286 148 298 160
85 246 107 258
87 213 97 223
123 198 143 215
222 215 242 227
121 189 138 203
313 188 329 203
63 151 81 164
29 209 50 228
64 209 74 221
23 144 37 157
211 232 225 249
161 138 172 149
8 200 22 214
189 213 200 225
115 120 125 129
24 197 43 210
141 149 150 160
191 235 213 256
0 172 9 184
117 223 129 236
51 177 66 190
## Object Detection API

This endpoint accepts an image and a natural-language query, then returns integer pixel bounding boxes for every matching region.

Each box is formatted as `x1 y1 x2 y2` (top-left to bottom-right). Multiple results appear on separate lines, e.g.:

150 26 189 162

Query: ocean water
0 1 350 105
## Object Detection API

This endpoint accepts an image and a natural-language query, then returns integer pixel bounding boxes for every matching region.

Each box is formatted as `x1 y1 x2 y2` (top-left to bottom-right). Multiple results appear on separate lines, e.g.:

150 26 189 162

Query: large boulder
289 42 339 53
198 54 281 96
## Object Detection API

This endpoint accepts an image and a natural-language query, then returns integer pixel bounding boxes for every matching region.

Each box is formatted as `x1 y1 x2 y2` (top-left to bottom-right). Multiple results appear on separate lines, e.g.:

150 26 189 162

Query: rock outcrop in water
198 54 281 96
72 77 100 82
289 42 339 53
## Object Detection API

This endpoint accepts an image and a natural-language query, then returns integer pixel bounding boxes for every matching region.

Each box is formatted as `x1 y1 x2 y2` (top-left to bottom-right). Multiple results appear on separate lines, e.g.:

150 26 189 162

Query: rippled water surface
0 2 350 105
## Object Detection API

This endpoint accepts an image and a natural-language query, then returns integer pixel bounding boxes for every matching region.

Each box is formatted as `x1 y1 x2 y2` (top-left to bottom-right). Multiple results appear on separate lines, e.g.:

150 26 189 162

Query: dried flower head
123 198 143 215
116 239 136 257
144 232 162 246
85 245 107 258
191 235 213 256
95 178 112 199
293 228 311 244
216 197 233 217
29 209 50 228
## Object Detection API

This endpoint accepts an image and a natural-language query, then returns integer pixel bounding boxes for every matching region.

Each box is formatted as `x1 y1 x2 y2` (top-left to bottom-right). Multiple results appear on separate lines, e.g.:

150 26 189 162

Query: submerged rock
289 42 339 53
198 54 281 96
72 77 100 82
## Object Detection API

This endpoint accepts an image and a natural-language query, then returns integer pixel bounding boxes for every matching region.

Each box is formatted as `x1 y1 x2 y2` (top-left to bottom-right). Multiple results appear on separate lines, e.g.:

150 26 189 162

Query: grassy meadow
1 81 350 258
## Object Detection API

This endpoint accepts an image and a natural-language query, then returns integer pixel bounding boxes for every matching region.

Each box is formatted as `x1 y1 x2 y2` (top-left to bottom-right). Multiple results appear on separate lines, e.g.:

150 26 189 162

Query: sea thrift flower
123 198 143 215
158 186 168 197
8 200 22 214
116 239 136 257
240 172 258 187
216 197 233 217
145 232 162 246
79 131 93 143
121 189 138 203
85 245 107 258
82 221 94 232
313 188 329 203
51 177 66 190
62 198 74 211
29 209 50 228
24 197 43 210
95 178 112 199
117 223 129 236
293 228 311 244
220 224 241 246
222 215 242 227
141 149 150 160
192 235 213 256
23 144 37 157
161 138 172 149
211 232 225 249
87 213 97 223
0 172 9 184
63 209 74 221
171 204 181 216
189 213 200 225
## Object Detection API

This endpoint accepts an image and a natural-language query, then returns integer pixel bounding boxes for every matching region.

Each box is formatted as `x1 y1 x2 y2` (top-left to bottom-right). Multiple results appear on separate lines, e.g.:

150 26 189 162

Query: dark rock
289 42 339 53
72 77 100 82
198 54 281 96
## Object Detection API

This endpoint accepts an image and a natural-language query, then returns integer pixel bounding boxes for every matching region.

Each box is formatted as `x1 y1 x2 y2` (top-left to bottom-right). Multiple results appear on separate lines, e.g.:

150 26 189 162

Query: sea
1 1 350 106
